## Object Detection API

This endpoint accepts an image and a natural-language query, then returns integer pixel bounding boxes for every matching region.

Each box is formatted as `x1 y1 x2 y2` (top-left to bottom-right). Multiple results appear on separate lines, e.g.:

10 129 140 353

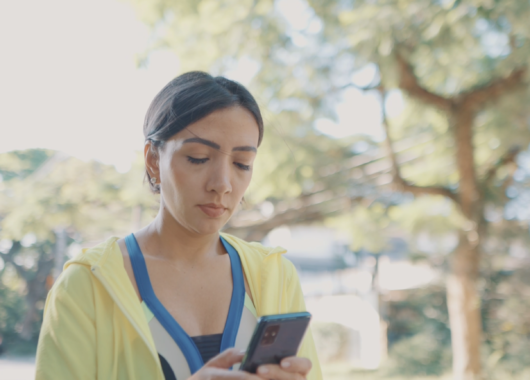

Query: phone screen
240 312 311 373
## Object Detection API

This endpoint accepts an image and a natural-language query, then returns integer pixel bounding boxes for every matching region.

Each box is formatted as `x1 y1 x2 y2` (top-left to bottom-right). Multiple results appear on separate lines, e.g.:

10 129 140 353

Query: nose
206 158 232 195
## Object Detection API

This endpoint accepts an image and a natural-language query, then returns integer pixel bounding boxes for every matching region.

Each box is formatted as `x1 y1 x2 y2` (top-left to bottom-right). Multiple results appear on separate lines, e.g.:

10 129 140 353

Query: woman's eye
235 162 251 171
187 156 249 170
187 157 208 164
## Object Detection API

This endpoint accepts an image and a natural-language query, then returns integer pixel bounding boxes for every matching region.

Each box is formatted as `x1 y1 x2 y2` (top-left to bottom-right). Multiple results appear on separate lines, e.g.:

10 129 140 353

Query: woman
35 72 321 380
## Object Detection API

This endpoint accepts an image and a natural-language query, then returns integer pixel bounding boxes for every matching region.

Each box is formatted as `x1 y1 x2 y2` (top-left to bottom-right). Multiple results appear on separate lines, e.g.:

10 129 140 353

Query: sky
0 0 404 172
0 0 179 172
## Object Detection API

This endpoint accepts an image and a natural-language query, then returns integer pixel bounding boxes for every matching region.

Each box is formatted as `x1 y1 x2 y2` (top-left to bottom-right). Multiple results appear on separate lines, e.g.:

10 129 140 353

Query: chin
191 219 228 235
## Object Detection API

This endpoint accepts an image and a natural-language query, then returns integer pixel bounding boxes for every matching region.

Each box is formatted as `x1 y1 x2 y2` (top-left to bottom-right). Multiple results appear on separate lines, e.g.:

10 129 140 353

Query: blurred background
1 0 530 379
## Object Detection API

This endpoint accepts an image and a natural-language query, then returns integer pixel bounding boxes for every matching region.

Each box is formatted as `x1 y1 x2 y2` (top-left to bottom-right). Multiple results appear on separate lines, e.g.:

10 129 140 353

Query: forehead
172 106 260 148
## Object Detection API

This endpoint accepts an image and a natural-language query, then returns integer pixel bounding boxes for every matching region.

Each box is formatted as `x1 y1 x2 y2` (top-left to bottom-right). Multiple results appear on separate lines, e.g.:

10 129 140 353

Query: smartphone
239 311 312 373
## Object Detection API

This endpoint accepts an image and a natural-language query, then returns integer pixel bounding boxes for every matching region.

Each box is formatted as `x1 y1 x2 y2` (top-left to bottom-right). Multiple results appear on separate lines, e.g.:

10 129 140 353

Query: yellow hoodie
35 233 322 380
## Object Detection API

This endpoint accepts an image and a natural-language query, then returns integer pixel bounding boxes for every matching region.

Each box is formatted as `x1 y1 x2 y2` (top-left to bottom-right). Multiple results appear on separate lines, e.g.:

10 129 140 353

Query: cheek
233 172 252 198
161 158 198 198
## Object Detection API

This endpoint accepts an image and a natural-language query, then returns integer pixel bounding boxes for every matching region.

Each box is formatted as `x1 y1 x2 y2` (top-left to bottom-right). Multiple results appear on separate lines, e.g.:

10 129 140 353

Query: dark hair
143 71 264 192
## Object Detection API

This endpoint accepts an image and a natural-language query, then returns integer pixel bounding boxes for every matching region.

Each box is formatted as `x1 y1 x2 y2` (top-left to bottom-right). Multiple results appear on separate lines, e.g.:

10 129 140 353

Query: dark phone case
240 312 311 373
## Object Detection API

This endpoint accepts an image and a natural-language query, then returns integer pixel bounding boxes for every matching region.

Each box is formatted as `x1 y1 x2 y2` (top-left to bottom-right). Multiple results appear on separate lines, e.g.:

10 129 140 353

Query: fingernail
281 361 291 368
258 366 269 374
239 349 246 354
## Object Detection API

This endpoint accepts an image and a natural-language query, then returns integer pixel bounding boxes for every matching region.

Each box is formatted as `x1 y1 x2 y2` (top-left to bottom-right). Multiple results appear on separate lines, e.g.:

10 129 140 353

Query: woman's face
146 106 260 235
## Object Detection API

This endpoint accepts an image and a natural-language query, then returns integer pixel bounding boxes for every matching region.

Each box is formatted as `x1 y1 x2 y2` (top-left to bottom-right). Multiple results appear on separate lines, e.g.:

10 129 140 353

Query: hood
64 233 288 317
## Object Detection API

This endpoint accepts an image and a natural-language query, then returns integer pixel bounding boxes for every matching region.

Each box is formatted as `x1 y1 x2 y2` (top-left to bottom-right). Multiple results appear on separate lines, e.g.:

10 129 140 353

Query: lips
198 204 227 218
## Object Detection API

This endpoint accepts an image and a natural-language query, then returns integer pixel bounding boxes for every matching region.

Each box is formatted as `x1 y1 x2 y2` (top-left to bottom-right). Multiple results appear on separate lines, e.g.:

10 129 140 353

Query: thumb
204 348 245 369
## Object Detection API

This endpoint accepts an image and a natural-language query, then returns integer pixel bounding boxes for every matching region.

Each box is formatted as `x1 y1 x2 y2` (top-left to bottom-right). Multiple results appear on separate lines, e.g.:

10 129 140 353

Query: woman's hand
256 357 312 380
190 348 262 380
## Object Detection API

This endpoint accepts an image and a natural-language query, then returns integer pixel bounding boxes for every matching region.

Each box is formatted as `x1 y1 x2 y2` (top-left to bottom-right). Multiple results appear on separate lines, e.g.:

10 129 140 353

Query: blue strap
220 236 245 354
124 234 245 373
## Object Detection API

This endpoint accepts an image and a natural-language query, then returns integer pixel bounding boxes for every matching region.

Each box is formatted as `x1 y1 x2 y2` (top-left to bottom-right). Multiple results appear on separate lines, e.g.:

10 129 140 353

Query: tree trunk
447 231 482 380
448 108 483 379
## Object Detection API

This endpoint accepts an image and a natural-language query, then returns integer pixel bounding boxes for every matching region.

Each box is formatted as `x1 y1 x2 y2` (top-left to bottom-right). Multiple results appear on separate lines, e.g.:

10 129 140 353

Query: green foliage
481 265 530 375
0 282 26 347
386 330 452 377
383 265 530 378
0 150 156 241
386 286 451 345
0 149 54 182
327 202 394 253
384 286 452 375
0 149 157 348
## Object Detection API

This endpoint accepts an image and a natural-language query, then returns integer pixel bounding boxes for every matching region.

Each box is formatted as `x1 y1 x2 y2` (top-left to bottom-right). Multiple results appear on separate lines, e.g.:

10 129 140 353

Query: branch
326 81 381 97
393 179 459 202
379 86 459 204
225 191 360 241
483 146 521 186
395 52 452 112
460 67 526 111
396 50 526 114
339 81 381 92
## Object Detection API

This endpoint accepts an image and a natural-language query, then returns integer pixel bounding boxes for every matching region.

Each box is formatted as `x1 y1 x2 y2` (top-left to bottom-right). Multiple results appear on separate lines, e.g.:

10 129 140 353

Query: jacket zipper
90 265 160 367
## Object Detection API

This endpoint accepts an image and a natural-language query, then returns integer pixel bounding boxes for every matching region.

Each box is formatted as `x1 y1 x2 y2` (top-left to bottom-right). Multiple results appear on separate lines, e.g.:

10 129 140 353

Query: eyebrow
183 137 257 152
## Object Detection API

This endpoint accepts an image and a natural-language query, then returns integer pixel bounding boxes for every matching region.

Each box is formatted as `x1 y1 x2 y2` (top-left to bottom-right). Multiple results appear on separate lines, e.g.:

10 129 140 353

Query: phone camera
261 325 280 345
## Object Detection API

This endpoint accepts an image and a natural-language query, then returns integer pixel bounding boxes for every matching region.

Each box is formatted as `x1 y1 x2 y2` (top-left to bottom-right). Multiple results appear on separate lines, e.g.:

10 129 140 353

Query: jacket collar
65 233 289 332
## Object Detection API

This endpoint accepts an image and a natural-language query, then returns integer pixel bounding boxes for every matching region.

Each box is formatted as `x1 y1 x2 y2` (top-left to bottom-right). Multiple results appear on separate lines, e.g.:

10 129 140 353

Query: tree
0 150 156 345
314 3 530 378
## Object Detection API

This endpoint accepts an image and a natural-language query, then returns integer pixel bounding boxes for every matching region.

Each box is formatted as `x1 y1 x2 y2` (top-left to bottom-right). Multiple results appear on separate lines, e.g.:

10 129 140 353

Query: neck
138 206 223 263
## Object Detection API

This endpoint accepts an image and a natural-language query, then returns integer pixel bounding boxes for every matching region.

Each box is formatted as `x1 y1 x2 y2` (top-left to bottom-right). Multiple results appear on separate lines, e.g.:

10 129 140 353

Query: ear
144 140 160 181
